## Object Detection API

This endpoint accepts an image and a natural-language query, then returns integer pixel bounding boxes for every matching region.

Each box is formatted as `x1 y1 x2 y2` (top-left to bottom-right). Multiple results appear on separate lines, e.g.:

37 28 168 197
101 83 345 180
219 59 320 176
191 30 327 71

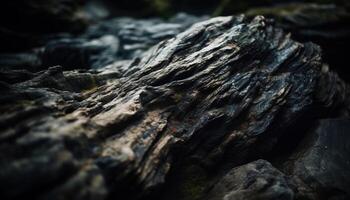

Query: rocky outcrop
246 3 350 82
207 119 350 200
0 15 348 200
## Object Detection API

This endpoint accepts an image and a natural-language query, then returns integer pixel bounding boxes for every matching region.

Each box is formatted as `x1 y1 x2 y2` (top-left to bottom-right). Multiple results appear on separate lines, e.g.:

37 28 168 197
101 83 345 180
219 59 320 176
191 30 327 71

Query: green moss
214 0 349 17
246 2 349 24
179 164 209 200
245 4 302 18
17 100 35 106
213 0 283 16
149 0 171 17
152 0 170 12
306 0 348 4
81 76 98 94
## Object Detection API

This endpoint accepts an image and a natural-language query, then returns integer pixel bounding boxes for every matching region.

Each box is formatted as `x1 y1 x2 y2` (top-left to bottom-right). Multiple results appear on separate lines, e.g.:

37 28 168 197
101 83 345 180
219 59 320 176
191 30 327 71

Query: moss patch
178 164 209 200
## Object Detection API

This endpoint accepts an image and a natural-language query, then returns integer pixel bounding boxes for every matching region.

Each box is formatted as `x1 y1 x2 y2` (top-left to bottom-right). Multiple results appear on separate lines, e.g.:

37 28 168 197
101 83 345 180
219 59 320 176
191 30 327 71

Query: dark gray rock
47 13 207 69
246 3 350 82
207 160 296 200
284 119 350 200
41 35 120 70
0 53 42 71
0 15 347 200
0 14 207 71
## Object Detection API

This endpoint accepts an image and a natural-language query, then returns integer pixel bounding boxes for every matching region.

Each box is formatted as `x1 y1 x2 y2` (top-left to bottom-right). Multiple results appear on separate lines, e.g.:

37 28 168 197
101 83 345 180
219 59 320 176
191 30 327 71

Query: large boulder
0 15 347 200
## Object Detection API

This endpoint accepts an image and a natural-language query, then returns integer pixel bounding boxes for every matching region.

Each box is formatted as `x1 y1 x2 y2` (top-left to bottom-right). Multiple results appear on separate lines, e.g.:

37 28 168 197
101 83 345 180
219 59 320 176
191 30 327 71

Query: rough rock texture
49 13 207 69
206 119 350 200
0 15 348 200
207 160 296 200
283 119 350 200
246 3 350 82
0 14 207 72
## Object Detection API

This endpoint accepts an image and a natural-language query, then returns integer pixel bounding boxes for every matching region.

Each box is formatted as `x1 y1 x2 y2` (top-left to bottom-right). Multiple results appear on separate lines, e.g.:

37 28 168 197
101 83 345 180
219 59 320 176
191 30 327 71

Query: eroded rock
0 15 347 200
246 3 350 82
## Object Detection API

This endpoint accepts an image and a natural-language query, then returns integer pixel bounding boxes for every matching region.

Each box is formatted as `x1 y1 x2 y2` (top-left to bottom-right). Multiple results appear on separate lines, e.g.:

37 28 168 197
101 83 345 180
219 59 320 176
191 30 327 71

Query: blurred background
1 0 349 80
1 0 349 32
86 0 349 17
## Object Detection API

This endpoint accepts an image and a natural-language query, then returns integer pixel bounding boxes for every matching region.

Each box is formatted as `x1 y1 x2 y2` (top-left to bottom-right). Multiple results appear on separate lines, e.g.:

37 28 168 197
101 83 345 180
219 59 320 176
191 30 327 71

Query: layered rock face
0 5 349 200
0 0 350 200
246 3 350 82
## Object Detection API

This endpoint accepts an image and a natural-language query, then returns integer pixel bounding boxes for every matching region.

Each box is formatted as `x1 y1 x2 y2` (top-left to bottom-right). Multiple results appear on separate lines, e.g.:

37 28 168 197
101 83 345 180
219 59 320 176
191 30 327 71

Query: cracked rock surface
246 3 350 82
0 13 349 200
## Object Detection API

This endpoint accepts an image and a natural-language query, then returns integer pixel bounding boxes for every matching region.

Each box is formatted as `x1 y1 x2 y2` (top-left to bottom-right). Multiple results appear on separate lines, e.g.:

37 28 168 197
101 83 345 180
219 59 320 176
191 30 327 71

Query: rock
0 15 347 200
41 35 120 70
40 13 207 70
82 13 207 61
0 68 36 84
193 120 350 200
0 14 207 71
0 53 42 72
40 14 206 70
246 3 350 82
283 119 350 200
207 160 296 200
